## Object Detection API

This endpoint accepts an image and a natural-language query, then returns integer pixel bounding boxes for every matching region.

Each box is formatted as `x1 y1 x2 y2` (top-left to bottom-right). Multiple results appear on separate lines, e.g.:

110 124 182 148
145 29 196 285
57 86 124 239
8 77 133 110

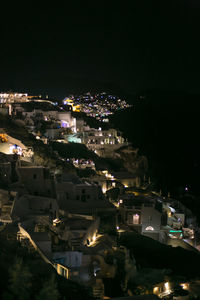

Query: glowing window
145 226 154 231
133 214 140 224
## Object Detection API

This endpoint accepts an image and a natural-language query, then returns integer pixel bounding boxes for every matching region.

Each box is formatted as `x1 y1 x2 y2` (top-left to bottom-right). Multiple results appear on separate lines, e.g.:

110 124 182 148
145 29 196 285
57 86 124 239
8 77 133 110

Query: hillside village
0 92 200 299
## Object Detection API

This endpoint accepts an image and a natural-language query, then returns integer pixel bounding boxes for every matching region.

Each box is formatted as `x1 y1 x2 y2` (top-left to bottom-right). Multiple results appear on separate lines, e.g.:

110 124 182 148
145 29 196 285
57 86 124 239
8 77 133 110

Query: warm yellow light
133 192 139 196
102 187 107 194
73 105 80 112
57 264 69 279
0 134 8 143
87 234 103 247
164 282 170 293
153 287 159 294
180 283 189 290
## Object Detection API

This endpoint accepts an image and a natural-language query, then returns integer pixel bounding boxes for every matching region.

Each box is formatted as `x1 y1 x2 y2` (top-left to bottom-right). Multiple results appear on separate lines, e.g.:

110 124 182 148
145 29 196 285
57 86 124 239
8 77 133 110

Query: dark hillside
110 92 200 197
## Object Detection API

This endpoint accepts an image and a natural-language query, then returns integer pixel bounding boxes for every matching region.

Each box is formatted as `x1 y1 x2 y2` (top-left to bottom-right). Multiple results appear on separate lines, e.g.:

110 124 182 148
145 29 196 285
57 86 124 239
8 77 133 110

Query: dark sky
1 1 200 98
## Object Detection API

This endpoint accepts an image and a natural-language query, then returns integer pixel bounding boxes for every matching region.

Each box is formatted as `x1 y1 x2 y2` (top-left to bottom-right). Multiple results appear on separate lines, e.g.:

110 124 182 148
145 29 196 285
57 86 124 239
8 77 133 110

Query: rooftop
58 197 115 214
57 215 94 231
0 189 9 203
12 194 58 219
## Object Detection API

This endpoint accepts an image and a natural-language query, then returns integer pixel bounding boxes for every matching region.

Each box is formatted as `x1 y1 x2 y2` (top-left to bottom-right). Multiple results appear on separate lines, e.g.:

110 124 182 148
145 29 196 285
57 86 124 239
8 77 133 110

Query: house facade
119 195 164 241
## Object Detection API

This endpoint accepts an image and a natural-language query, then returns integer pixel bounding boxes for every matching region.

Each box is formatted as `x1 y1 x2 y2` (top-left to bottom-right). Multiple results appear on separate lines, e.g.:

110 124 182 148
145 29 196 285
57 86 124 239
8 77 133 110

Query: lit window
133 214 140 224
153 287 159 294
145 226 154 231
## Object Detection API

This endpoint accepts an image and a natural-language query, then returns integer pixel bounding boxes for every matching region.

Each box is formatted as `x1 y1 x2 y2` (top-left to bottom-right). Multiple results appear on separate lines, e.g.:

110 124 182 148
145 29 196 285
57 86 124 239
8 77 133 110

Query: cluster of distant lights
62 92 131 121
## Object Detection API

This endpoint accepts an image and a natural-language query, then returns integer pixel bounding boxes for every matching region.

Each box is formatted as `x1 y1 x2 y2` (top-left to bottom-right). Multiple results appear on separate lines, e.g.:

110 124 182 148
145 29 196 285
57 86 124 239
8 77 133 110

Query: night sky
1 1 200 98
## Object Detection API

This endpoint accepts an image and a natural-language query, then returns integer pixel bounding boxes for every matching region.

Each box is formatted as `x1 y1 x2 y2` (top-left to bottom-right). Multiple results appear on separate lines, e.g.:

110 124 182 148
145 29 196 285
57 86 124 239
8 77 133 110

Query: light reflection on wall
67 134 81 143
61 120 69 128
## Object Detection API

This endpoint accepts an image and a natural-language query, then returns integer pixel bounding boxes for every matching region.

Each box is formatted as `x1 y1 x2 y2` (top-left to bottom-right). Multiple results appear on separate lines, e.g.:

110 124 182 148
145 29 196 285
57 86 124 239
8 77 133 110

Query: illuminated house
92 170 124 194
66 127 127 157
160 202 189 240
86 136 126 158
82 128 124 147
57 112 76 132
132 268 172 298
52 214 100 248
72 158 95 170
17 215 101 285
163 197 196 229
63 97 74 106
51 221 118 287
53 250 103 284
22 109 57 121
0 92 28 103
65 133 82 143
20 105 77 135
63 97 81 112
0 131 33 160
55 173 114 215
162 202 184 230
119 194 164 242
0 133 8 143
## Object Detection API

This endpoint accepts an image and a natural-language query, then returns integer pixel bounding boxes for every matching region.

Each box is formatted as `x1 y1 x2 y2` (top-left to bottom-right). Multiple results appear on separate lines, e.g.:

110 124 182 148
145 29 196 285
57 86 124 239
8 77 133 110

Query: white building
57 112 76 132
119 194 165 242
55 173 114 215
0 92 28 104
0 131 34 161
